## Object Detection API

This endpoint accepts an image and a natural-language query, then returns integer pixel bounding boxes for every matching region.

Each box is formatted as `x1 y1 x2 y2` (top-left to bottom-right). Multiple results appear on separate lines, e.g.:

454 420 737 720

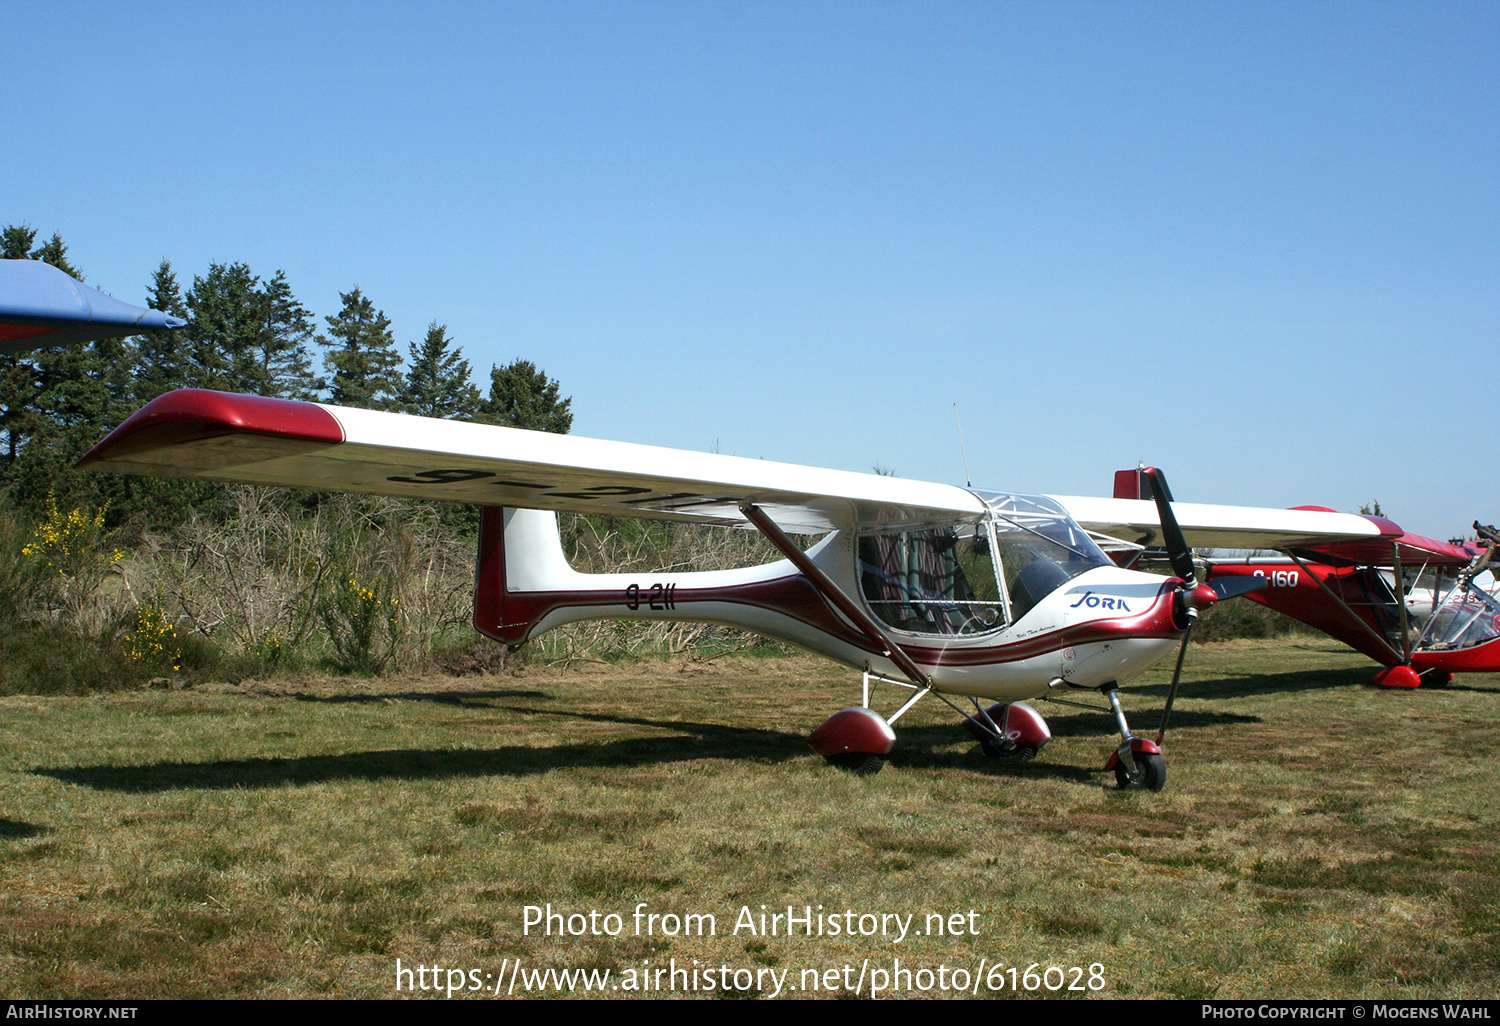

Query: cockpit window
855 493 1111 635
858 523 1003 636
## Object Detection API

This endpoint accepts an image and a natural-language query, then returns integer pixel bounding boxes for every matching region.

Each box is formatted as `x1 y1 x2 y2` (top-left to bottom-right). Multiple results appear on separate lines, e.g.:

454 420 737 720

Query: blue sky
5 1 1495 538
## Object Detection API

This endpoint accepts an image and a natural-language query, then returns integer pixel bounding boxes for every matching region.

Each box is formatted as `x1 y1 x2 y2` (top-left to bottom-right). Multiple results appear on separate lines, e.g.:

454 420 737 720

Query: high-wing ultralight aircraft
73 386 1457 792
1103 469 1500 690
8 259 1492 792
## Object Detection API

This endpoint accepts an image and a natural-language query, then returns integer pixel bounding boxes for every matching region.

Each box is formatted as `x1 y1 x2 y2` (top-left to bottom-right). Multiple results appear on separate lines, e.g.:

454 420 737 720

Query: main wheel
1113 752 1166 791
980 737 1038 760
826 753 885 776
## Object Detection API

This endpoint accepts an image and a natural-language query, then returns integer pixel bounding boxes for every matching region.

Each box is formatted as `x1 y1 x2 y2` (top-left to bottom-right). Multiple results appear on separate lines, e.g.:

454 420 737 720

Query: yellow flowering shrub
22 492 124 574
124 601 183 672
317 575 404 674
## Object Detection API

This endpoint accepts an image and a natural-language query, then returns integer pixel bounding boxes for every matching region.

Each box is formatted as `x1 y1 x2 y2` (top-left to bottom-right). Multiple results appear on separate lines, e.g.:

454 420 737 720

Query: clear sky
5 1 1495 539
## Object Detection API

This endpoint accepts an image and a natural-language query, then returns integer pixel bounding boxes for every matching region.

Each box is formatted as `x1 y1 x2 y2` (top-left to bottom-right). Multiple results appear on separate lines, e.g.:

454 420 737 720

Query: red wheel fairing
807 707 896 757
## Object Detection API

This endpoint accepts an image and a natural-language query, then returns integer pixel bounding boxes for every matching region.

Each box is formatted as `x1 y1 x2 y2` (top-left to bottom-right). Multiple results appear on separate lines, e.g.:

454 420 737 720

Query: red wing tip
78 388 344 468
1358 515 1405 539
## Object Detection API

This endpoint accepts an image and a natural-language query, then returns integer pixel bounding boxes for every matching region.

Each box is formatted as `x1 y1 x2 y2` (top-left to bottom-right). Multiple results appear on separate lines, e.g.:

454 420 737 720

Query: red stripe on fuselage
482 574 1181 670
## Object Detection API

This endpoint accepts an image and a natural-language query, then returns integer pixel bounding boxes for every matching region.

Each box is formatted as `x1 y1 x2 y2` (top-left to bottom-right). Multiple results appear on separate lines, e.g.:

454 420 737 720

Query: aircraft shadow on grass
1128 664 1373 700
1143 662 1499 700
0 818 51 838
284 687 554 706
31 695 1264 794
33 712 808 794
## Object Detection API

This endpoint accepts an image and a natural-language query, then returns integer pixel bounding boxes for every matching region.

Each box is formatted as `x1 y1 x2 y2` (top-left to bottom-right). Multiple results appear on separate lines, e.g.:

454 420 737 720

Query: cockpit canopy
857 491 1112 636
1415 575 1500 653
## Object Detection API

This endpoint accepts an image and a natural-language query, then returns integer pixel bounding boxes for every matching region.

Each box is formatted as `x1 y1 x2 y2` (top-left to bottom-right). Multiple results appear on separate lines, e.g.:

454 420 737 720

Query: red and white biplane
75 388 1493 792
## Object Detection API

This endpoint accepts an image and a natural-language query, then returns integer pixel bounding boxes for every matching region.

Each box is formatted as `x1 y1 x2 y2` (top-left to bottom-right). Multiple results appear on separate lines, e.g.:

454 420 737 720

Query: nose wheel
1100 682 1168 792
1113 750 1167 790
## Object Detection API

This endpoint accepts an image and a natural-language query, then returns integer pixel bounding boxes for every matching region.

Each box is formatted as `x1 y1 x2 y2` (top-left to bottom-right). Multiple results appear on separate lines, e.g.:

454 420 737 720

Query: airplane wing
78 389 986 534
0 259 186 354
1047 494 1398 553
1290 530 1479 568
82 389 1401 548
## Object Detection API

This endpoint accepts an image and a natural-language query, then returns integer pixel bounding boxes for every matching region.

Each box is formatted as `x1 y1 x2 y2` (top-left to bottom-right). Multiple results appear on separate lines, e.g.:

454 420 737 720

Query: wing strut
1393 548 1412 662
738 502 931 688
1283 549 1406 665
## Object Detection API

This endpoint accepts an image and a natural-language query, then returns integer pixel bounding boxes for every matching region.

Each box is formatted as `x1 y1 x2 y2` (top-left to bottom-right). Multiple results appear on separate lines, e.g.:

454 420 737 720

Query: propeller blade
1141 467 1196 585
1137 467 1232 747
1209 576 1270 601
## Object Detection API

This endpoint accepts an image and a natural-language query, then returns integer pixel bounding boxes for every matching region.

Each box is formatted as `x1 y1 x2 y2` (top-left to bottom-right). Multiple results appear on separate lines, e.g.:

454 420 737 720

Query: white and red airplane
74 387 1449 792
10 259 1491 790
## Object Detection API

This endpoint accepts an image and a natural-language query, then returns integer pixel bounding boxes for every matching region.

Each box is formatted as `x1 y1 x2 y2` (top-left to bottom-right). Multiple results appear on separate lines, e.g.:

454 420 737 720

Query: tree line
1 224 573 529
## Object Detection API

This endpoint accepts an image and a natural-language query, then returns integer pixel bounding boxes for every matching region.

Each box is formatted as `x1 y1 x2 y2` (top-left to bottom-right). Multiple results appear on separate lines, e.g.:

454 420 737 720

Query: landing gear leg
1102 682 1166 792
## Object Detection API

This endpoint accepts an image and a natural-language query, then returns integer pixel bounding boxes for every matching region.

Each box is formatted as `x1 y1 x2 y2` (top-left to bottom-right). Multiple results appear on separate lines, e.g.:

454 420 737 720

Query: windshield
855 492 1111 635
981 492 1113 621
1416 579 1500 652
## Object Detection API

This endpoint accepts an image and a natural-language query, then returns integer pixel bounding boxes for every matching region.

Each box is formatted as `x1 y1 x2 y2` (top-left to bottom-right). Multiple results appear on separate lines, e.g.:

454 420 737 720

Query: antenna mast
953 404 972 489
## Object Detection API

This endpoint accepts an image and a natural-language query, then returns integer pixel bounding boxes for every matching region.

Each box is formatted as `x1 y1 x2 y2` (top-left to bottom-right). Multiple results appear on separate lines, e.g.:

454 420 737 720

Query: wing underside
79 389 987 534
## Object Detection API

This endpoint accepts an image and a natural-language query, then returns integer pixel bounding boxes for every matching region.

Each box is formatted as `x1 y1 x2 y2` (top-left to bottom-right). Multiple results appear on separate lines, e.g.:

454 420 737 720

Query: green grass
0 640 1496 999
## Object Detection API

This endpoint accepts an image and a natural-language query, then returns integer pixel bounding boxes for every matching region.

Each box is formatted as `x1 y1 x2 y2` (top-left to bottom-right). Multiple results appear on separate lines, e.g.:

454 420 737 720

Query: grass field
1 639 1496 1000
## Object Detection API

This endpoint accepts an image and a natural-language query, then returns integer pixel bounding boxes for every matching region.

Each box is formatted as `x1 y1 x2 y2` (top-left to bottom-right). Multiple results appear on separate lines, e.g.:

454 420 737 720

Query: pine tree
398 323 480 419
183 263 264 393
133 260 190 403
257 271 321 400
322 288 402 410
176 264 322 399
1 225 38 261
478 359 573 433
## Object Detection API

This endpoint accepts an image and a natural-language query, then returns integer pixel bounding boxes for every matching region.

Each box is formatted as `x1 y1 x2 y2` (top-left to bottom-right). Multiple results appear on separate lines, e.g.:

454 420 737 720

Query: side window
858 524 1005 635
995 533 1070 622
993 524 1109 622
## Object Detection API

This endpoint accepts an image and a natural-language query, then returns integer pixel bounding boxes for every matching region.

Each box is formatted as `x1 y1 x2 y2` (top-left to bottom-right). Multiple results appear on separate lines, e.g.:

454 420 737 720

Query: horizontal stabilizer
1208 575 1269 601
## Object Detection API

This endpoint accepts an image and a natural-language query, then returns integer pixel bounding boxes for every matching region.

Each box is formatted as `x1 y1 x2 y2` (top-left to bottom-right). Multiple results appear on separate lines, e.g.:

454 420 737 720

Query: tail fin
1113 467 1154 500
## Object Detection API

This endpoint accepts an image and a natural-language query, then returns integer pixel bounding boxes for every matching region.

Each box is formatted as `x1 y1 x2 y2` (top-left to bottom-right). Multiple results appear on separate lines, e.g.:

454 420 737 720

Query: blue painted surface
0 259 186 353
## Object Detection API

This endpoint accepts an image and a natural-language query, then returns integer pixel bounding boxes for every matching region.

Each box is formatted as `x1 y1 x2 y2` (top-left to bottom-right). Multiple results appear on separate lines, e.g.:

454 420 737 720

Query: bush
1192 596 1311 643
